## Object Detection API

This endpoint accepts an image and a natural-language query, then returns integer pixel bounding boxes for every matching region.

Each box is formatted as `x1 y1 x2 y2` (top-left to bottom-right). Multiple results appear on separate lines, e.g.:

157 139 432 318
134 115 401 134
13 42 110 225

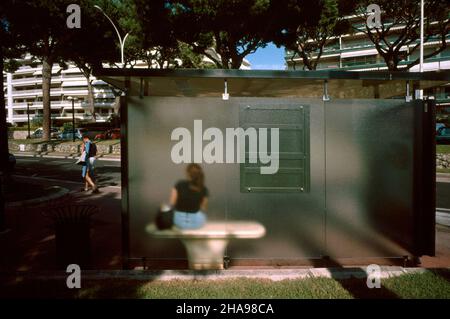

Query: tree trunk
231 56 243 69
86 78 96 121
0 48 9 231
113 96 121 115
384 55 399 71
41 57 52 140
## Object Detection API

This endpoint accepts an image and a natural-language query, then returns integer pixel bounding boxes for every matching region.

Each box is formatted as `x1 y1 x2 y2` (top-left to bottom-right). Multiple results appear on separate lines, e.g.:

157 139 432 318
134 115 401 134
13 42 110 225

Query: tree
354 0 450 71
100 0 144 68
134 0 212 69
61 0 120 120
271 0 355 70
7 0 82 140
0 0 31 230
137 0 275 69
138 41 212 69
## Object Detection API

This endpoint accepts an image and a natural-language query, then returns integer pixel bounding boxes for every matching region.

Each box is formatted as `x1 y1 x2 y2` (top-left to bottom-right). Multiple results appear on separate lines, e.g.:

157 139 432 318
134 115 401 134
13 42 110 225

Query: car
30 127 60 139
436 126 450 144
108 128 120 139
58 128 87 140
436 123 446 132
8 153 16 172
94 128 120 140
94 131 107 140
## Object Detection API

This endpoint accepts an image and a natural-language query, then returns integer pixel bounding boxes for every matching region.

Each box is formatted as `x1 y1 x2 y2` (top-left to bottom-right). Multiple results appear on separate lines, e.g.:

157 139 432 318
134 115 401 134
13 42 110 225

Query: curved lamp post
94 5 130 65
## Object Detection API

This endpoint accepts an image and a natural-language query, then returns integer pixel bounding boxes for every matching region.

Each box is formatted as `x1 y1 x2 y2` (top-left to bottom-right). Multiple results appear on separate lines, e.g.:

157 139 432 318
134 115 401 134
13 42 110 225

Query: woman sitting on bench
170 164 209 229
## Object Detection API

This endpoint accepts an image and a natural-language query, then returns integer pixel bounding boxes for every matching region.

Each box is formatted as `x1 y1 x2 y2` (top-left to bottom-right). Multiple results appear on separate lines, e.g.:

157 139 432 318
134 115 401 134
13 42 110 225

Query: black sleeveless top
174 180 209 213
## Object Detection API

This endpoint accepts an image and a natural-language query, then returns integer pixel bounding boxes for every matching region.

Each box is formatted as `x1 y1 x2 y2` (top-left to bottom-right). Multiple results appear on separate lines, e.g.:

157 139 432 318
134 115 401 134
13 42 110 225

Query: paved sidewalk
438 173 450 183
2 174 450 271
1 177 122 271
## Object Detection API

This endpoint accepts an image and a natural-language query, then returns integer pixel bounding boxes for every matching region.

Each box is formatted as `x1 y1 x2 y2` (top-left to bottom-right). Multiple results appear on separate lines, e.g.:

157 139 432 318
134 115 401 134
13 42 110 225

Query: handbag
155 205 174 230
76 151 87 165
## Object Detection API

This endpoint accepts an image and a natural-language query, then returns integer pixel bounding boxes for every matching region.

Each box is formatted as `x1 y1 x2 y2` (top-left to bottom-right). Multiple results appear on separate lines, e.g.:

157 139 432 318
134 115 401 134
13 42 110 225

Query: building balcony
13 67 39 75
61 89 89 96
286 36 450 61
10 88 69 98
10 89 43 97
11 77 41 86
10 101 82 109
61 73 87 80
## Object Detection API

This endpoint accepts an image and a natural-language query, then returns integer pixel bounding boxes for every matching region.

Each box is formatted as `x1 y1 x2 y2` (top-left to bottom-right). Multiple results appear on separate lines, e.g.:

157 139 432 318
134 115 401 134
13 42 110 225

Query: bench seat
146 221 266 269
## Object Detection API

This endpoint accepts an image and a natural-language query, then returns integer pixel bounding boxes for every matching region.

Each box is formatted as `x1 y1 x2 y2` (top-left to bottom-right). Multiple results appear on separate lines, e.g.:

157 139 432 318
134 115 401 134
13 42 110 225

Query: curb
0 267 446 282
13 152 121 162
5 185 69 208
436 209 450 227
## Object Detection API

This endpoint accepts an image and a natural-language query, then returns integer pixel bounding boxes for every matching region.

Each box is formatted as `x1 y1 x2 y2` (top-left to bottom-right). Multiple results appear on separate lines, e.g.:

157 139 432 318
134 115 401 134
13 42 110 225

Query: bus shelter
95 69 449 269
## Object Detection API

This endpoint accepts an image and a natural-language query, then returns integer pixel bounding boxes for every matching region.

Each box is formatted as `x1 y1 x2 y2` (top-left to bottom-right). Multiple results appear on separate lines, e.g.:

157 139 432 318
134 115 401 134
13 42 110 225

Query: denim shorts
81 157 95 178
173 211 206 230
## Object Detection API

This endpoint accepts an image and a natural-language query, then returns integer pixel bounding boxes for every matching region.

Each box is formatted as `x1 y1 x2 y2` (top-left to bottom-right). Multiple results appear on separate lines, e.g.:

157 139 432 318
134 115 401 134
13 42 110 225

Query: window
342 55 377 67
239 103 310 193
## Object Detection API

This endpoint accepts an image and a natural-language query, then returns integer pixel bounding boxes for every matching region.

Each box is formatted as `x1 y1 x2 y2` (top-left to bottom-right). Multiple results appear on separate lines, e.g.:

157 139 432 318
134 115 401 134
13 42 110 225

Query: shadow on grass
327 262 400 299
0 278 143 299
433 268 450 284
335 276 399 299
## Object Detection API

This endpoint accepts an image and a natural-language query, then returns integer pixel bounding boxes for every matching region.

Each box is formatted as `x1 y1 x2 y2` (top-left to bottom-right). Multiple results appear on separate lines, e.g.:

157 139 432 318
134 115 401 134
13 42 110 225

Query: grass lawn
1 270 449 299
437 145 450 154
437 168 450 174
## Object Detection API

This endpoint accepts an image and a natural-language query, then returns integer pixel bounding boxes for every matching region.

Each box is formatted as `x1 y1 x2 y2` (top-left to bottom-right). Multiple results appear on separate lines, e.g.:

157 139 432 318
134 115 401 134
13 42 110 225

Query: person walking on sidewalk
81 134 99 193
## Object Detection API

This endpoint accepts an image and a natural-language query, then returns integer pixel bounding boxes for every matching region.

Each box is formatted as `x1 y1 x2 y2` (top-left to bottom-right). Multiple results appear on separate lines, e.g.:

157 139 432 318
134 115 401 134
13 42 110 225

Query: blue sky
246 43 286 70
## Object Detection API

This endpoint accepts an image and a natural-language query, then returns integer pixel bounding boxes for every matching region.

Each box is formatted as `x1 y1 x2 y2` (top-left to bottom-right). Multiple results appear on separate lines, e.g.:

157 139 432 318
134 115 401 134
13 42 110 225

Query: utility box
96 69 448 268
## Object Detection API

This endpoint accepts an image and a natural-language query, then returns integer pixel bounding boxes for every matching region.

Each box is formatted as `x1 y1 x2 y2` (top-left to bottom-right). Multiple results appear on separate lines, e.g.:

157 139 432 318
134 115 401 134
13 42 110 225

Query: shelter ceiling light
222 79 229 101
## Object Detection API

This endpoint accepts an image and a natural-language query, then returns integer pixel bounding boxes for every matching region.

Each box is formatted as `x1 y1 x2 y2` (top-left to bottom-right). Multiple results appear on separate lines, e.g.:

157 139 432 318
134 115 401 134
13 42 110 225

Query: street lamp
419 0 424 73
94 5 130 65
415 0 425 100
67 96 78 142
26 102 32 139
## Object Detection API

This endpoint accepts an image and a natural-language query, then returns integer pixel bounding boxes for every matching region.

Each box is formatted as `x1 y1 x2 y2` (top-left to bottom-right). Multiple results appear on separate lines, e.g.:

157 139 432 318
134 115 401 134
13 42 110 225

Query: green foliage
63 122 74 130
135 0 275 69
3 0 85 140
354 0 450 71
3 59 21 73
6 0 79 63
271 0 354 70
31 116 43 128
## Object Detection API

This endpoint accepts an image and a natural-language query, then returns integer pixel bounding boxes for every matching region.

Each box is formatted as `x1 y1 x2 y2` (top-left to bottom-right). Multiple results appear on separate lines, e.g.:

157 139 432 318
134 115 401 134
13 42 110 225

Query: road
13 156 121 188
12 156 450 209
437 181 450 209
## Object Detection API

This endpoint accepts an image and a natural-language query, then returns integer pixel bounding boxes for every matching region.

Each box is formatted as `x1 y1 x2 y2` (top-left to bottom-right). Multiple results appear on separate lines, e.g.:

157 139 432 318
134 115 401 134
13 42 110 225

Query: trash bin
44 205 98 269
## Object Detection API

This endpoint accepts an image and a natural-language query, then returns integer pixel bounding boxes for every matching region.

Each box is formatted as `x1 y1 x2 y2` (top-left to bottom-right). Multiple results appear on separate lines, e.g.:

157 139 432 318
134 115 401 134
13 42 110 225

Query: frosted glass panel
127 97 326 260
325 99 416 258
126 95 420 263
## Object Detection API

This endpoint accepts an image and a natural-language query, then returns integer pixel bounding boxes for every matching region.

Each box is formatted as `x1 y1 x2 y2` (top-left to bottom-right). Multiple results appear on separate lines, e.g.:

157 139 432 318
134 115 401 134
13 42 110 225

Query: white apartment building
285 16 450 72
3 51 251 126
3 57 119 126
285 16 450 112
